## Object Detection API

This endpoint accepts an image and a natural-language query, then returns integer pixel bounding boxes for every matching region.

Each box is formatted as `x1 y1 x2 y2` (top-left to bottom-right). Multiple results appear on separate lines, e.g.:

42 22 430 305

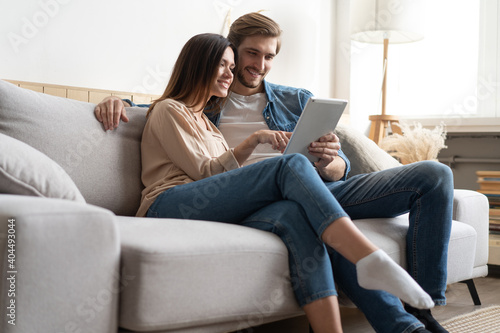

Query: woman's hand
233 130 292 165
253 130 291 152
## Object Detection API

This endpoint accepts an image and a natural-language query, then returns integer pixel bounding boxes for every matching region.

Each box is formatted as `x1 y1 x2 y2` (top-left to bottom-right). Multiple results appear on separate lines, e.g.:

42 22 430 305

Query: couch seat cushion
117 217 303 332
118 215 477 332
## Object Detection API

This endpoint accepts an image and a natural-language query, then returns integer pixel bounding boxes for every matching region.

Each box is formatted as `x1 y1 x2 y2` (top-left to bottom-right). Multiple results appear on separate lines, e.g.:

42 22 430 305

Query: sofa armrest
0 194 120 333
453 189 490 270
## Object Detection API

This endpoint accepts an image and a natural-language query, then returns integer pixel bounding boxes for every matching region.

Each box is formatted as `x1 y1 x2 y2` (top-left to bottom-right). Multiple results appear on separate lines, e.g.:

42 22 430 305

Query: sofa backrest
0 80 147 216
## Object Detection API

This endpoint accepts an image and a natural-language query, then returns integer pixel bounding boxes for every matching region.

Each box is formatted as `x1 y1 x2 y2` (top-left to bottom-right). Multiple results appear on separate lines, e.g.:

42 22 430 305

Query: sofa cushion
118 214 477 331
117 216 303 332
0 133 85 202
335 123 401 177
0 80 147 216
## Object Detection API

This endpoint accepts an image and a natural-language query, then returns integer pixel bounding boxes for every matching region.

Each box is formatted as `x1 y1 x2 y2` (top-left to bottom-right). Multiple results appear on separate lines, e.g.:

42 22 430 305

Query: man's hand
94 96 130 131
308 132 346 181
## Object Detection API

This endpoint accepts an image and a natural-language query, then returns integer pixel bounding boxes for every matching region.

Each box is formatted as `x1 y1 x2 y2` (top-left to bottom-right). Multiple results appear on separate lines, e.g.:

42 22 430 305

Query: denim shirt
126 80 351 180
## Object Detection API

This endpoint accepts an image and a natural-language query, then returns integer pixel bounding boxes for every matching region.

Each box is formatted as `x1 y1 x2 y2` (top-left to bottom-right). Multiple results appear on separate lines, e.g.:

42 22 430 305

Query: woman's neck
189 104 205 122
182 96 207 115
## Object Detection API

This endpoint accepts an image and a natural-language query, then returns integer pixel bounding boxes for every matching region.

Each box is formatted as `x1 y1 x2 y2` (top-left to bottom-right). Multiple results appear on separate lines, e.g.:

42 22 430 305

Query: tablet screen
283 97 347 162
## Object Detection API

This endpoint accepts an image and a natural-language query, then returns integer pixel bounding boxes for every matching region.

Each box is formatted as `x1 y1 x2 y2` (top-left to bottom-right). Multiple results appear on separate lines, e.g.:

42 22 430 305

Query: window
478 0 499 119
349 0 500 132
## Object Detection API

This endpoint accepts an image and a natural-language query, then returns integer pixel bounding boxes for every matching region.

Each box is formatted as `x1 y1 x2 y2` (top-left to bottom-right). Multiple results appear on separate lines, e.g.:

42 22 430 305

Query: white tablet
283 97 347 162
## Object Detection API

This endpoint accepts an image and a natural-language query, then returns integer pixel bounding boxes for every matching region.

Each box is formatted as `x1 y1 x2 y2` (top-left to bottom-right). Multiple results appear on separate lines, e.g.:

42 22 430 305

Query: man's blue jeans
147 154 453 333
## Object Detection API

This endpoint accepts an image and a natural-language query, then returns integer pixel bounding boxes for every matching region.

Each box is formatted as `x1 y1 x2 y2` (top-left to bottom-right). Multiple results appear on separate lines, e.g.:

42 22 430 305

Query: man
95 13 452 333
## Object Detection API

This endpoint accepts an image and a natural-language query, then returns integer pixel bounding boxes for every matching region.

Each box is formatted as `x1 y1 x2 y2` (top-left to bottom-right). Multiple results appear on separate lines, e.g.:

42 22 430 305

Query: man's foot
356 249 435 309
405 304 449 333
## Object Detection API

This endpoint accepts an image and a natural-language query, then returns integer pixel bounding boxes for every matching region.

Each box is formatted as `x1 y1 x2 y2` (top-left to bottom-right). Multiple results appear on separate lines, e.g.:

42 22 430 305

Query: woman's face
210 47 235 98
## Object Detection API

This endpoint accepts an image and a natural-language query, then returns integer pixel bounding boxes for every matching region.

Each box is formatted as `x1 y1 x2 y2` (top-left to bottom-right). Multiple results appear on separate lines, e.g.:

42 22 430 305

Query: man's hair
148 33 236 116
227 12 282 54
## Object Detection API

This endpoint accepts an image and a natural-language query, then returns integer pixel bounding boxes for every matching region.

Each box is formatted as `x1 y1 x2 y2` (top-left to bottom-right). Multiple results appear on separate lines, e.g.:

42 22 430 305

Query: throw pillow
0 133 85 202
335 123 401 177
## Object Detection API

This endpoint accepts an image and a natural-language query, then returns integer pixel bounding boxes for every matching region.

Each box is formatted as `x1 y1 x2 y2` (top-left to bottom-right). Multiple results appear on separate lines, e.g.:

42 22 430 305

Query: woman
137 33 434 333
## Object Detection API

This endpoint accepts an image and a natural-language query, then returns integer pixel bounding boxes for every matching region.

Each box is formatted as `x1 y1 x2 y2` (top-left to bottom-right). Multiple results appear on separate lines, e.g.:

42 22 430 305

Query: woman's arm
146 101 291 180
146 101 240 181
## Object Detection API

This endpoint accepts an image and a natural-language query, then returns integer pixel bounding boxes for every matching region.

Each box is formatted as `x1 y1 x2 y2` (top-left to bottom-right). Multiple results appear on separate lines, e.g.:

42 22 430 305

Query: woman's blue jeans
325 160 454 332
148 154 347 302
147 154 453 333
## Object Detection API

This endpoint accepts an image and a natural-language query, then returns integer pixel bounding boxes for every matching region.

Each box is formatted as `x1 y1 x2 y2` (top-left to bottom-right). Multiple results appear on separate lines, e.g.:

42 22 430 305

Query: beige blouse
136 99 241 217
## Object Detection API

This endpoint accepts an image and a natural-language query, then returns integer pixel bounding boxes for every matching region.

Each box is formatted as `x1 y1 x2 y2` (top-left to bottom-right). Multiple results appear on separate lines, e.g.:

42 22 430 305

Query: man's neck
231 80 264 96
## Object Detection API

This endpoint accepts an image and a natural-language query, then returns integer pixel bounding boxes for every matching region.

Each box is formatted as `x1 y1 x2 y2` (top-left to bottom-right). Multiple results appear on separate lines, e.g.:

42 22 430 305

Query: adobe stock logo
8 0 73 53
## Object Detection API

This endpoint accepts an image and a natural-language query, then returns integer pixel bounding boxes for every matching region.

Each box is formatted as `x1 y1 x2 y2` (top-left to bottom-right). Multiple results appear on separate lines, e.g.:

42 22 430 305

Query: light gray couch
0 79 490 333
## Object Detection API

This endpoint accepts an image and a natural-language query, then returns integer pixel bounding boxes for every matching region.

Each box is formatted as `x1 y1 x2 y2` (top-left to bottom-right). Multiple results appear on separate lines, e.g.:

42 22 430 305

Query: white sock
356 249 435 309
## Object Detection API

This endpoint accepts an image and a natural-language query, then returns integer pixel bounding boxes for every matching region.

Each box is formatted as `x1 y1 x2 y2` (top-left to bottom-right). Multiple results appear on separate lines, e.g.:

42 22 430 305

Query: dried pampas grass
379 122 447 164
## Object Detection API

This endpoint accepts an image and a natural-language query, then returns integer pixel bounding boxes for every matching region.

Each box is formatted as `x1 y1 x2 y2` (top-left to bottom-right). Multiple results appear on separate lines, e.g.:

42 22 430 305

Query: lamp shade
350 0 424 44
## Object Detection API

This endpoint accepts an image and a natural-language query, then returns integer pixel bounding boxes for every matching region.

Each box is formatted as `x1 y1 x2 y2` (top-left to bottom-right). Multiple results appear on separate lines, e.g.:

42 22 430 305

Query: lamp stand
368 37 402 144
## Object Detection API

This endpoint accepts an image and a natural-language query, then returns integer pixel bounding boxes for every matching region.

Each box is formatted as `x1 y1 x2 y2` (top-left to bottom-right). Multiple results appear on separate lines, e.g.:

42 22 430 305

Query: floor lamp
350 0 424 144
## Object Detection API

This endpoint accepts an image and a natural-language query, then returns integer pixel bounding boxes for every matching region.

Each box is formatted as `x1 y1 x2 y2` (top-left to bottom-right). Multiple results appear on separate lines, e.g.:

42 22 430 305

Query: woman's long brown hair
147 33 236 117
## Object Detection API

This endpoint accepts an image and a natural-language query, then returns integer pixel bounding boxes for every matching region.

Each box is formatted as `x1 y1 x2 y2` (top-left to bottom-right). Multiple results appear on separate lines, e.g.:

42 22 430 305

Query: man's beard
237 67 263 89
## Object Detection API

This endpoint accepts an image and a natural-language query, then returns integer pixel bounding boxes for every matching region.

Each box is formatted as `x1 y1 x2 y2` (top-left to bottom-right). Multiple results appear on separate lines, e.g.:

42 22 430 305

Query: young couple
95 13 452 333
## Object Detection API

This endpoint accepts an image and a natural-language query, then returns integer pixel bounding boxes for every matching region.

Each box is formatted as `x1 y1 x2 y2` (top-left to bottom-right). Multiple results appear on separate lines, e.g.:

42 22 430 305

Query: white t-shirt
219 92 281 166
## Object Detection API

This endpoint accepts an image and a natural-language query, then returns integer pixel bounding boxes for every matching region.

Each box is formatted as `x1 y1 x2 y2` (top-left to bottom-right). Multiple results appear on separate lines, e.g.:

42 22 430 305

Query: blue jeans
148 155 453 333
147 154 347 304
325 160 453 332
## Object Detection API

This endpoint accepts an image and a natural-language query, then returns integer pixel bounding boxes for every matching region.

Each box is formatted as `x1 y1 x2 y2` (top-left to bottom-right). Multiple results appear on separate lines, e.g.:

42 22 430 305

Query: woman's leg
148 154 433 308
241 201 343 333
328 248 426 333
303 296 343 333
147 154 347 225
241 200 428 333
243 201 427 333
325 161 453 305
321 217 434 309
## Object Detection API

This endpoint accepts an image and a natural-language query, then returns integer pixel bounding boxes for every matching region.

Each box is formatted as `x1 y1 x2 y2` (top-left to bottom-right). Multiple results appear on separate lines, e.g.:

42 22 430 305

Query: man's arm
94 96 130 131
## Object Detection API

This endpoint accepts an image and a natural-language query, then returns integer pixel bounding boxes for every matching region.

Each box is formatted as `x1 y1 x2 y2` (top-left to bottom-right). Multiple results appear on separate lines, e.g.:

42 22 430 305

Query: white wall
0 0 336 97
